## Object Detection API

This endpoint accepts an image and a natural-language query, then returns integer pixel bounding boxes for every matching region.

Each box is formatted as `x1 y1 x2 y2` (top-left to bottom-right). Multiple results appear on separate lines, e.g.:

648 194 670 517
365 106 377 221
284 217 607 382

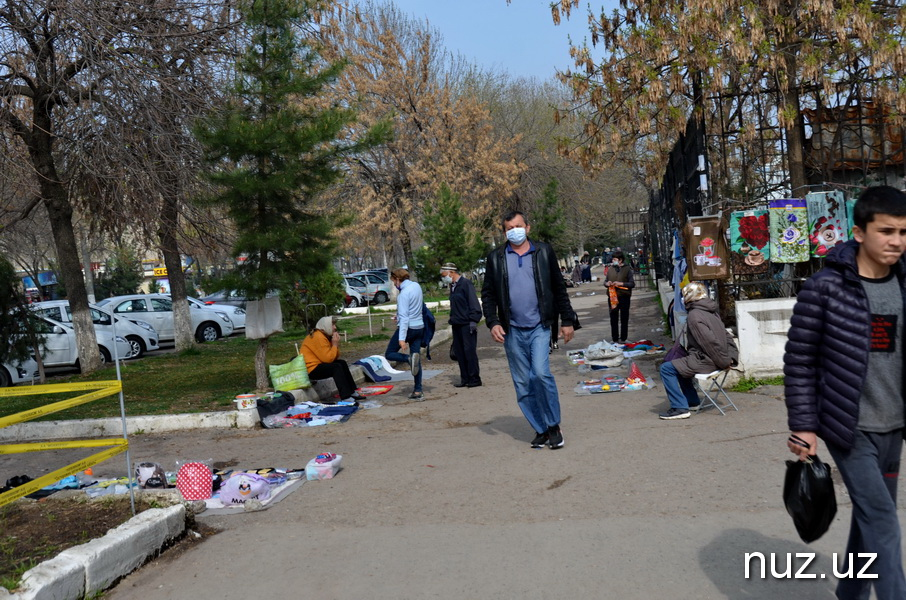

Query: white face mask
612 260 620 266
441 275 452 284
506 227 527 245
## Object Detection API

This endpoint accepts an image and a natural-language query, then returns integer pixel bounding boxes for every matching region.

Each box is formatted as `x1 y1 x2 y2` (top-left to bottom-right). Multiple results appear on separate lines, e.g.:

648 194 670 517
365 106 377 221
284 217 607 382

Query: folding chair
693 369 738 415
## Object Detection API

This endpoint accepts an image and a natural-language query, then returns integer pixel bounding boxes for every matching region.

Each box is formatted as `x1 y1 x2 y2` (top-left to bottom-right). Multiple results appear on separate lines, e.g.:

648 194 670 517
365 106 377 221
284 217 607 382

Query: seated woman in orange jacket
300 316 365 402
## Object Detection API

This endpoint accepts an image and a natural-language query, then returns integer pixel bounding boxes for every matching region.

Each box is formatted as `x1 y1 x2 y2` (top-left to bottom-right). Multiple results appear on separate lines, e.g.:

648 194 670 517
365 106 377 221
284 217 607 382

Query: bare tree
0 0 239 368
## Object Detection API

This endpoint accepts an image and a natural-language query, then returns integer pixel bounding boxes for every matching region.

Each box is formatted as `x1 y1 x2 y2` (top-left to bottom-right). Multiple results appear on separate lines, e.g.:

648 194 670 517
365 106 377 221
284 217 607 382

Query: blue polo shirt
505 241 541 328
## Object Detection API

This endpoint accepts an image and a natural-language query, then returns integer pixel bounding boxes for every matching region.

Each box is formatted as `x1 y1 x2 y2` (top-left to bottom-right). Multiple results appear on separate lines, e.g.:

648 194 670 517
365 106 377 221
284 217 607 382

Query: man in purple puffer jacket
785 185 906 599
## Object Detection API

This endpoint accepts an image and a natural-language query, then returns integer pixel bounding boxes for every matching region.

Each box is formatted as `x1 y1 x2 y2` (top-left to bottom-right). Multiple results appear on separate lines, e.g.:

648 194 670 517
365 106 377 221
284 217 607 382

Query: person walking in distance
441 262 482 388
604 250 635 343
785 185 906 599
384 268 425 401
481 211 576 449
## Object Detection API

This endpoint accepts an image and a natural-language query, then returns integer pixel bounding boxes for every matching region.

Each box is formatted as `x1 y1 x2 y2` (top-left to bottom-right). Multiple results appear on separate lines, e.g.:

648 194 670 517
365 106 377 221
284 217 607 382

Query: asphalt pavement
52 272 906 599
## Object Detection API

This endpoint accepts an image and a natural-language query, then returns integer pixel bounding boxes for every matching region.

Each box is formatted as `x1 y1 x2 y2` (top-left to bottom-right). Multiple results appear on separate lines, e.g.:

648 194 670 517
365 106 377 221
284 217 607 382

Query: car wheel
126 336 145 359
373 291 388 304
0 367 10 387
196 322 221 343
347 297 360 308
99 346 112 363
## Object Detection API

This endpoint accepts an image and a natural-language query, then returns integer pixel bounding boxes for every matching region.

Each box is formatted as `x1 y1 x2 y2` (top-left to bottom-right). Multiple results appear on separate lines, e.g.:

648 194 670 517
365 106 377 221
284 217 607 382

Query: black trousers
308 360 356 399
610 294 631 341
451 324 481 385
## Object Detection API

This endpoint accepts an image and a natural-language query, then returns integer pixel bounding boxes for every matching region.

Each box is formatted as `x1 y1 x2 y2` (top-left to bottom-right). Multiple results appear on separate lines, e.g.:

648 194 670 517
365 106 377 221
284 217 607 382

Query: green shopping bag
268 355 311 391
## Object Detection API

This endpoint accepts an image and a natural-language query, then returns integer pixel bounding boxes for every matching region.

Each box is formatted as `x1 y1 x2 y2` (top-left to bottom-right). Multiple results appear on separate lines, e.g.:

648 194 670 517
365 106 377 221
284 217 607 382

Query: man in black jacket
482 211 575 449
441 262 482 388
785 185 906 598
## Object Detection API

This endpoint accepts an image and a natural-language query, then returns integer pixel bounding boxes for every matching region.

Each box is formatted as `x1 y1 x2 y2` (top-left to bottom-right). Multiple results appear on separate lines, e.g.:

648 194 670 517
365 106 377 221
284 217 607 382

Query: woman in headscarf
657 282 738 420
300 316 365 402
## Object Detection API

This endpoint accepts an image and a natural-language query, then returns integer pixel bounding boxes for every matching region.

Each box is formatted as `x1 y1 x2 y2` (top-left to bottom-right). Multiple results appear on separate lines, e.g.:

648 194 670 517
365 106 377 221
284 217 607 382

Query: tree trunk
781 40 808 197
255 337 270 391
26 98 100 373
159 196 195 350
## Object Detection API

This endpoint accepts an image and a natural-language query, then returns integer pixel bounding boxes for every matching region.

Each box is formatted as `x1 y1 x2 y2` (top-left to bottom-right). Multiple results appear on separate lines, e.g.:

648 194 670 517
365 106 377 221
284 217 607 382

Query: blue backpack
422 304 436 360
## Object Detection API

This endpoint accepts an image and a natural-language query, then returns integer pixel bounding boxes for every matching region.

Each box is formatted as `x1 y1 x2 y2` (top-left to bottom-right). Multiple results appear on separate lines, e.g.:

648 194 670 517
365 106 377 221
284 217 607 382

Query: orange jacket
300 330 339 372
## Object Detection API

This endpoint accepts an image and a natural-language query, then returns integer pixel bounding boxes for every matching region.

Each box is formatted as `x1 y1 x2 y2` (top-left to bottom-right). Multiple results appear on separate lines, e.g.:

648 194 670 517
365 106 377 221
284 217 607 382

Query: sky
384 0 618 81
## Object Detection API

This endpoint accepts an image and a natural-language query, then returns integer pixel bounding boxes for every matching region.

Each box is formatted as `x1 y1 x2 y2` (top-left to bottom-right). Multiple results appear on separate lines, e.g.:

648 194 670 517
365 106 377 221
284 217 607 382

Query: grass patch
732 375 785 392
0 326 393 421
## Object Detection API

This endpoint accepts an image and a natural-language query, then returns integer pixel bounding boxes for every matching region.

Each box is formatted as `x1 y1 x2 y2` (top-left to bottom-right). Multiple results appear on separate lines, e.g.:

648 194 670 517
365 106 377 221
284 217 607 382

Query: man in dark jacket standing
441 262 482 388
785 185 906 599
482 211 575 449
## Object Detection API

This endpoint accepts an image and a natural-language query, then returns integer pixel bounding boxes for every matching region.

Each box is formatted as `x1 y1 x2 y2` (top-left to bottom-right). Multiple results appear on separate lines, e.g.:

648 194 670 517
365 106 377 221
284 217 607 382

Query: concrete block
71 505 186 594
13 553 85 600
735 298 794 378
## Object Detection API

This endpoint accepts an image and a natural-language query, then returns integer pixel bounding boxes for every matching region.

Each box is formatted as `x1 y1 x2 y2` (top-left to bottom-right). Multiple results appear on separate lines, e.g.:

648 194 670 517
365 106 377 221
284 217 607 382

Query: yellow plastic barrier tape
0 439 128 507
0 438 126 455
0 381 122 429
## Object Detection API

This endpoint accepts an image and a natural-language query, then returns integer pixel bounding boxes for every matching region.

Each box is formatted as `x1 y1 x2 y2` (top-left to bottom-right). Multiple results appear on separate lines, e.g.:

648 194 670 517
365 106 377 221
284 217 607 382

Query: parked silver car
31 300 160 359
185 296 245 332
34 316 132 367
0 357 38 387
97 294 234 343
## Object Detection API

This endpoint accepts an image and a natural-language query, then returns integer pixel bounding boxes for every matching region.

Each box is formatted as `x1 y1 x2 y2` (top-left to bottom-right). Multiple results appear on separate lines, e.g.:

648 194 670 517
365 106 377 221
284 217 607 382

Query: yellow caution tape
0 381 122 429
0 439 128 508
0 380 122 398
0 438 127 455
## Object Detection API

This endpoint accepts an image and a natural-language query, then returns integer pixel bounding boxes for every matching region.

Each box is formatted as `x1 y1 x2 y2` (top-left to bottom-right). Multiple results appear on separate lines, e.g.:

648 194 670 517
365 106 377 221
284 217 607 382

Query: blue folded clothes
318 405 359 417
354 359 391 382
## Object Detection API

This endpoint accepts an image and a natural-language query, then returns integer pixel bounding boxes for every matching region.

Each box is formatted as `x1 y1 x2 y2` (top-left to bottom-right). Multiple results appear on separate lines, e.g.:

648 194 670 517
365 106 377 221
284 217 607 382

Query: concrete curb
9 504 186 600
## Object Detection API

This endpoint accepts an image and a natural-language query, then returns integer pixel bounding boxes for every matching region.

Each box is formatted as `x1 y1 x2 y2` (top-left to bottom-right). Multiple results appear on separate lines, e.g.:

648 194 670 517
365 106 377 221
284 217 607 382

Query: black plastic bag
257 391 295 421
783 455 837 543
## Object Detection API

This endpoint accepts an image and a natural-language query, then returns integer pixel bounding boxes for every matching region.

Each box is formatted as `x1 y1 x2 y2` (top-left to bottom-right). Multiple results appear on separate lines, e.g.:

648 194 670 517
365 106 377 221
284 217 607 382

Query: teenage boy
785 185 906 599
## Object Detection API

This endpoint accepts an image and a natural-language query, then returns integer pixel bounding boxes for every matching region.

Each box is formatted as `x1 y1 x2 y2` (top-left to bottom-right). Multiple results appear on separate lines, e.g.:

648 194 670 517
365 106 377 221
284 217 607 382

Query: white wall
734 297 795 378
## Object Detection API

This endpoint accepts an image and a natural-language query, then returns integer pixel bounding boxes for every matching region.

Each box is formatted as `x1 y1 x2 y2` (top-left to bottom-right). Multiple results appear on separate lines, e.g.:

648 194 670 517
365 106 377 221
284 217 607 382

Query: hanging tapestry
846 197 857 239
769 199 810 263
807 191 849 257
729 209 770 274
683 215 731 281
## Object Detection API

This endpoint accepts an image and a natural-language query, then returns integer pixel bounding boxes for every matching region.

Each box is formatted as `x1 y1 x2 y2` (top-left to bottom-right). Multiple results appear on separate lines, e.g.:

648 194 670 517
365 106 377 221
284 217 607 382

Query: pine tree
414 184 487 285
195 0 388 390
0 257 45 370
531 178 566 253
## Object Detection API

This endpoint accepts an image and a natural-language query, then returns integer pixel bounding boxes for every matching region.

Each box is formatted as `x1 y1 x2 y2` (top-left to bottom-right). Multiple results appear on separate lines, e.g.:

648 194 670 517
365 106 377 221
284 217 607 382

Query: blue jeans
827 429 906 600
385 328 424 393
503 324 561 434
659 360 700 410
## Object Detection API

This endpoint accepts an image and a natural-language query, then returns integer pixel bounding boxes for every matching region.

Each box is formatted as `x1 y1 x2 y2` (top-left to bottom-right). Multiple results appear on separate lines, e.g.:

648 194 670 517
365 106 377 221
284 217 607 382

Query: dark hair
502 211 529 227
612 250 625 261
853 185 906 230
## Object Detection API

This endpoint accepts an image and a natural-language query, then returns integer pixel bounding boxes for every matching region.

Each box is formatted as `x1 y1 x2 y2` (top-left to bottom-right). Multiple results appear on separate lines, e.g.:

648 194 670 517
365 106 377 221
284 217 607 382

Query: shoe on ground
408 391 424 401
410 352 421 377
547 425 564 449
531 431 549 448
659 407 691 420
453 381 467 388
688 402 702 412
466 380 482 388
350 391 367 401
552 342 559 350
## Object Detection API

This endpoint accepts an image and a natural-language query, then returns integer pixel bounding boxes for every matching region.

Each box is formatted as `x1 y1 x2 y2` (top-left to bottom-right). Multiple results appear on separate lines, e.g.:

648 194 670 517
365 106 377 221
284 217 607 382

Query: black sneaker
410 352 421 378
530 431 549 448
548 425 564 449
659 408 691 420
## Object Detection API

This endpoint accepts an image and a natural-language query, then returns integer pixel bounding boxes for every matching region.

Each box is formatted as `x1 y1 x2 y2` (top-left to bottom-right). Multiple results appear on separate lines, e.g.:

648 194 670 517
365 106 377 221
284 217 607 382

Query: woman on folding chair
658 282 738 420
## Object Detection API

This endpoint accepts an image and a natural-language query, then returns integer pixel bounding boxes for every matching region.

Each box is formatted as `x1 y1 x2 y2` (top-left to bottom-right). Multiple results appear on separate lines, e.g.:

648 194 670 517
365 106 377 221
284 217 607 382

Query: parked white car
0 357 38 387
97 294 234 343
34 316 132 367
349 272 393 304
31 300 160 359
185 296 245 331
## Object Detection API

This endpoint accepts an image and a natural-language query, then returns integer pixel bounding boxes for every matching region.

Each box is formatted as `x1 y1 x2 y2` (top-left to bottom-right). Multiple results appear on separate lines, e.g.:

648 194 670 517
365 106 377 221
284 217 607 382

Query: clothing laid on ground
785 239 906 597
300 330 358 399
448 276 483 386
482 239 574 445
605 264 635 342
